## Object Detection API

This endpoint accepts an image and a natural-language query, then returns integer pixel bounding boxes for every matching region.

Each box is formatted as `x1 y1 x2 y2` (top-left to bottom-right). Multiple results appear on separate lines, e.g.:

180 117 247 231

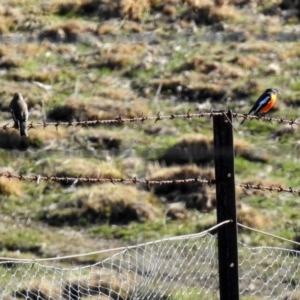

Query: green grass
0 227 42 252
1 1 300 298
89 210 215 242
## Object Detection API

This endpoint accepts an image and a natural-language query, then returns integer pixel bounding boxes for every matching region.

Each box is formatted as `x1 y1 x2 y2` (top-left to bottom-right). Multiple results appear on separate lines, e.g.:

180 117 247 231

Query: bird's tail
240 111 254 126
13 121 19 129
240 118 247 126
20 121 28 137
240 117 247 126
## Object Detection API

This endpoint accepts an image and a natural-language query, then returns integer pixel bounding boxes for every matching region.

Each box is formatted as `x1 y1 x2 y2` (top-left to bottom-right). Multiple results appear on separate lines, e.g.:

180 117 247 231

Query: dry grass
40 20 94 42
162 4 177 16
38 0 251 25
160 135 269 166
80 43 146 70
28 128 66 148
184 56 220 72
0 131 30 151
0 43 49 59
152 73 228 101
160 134 214 165
41 184 161 225
0 16 14 34
237 203 271 229
0 168 23 196
0 4 21 33
186 82 227 101
97 87 136 101
82 184 160 222
121 20 143 33
40 157 123 179
183 2 244 25
147 164 215 211
48 96 151 121
41 0 83 14
0 57 23 69
236 41 274 54
229 54 261 69
7 68 61 84
74 127 123 151
235 139 269 163
95 21 117 35
166 202 188 220
120 0 150 21
148 163 214 180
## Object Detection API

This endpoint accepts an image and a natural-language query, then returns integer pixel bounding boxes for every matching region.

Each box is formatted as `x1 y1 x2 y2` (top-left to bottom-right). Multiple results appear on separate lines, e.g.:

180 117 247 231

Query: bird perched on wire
240 87 279 125
9 92 28 137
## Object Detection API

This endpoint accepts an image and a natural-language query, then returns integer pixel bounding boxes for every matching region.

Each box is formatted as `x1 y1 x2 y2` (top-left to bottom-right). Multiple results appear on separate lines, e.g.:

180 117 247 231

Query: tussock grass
48 96 151 121
0 173 23 196
80 43 146 70
147 164 215 211
237 203 271 229
160 134 214 165
183 56 245 79
0 131 29 151
41 0 82 14
40 184 161 225
39 157 123 180
152 75 227 102
166 202 188 220
183 2 244 25
40 20 94 42
0 0 298 274
229 54 261 69
235 139 269 163
159 134 269 167
27 128 66 148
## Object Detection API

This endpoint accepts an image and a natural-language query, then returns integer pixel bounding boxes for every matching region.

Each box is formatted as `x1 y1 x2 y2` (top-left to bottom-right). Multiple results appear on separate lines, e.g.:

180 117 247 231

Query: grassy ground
1 0 300 298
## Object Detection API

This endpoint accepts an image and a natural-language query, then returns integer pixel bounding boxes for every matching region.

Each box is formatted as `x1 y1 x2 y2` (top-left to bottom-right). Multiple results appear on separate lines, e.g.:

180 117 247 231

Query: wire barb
0 172 299 196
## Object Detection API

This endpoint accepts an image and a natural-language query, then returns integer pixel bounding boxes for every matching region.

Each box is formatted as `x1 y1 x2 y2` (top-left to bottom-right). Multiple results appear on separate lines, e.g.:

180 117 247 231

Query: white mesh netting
1 232 300 300
0 233 219 300
239 244 300 299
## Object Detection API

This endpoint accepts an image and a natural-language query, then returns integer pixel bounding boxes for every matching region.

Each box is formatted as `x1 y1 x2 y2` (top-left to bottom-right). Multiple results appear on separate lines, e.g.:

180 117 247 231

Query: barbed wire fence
1 110 299 131
1 110 300 299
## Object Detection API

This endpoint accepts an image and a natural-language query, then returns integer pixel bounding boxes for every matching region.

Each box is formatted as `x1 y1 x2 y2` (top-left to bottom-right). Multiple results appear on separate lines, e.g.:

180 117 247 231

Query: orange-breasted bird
240 87 279 125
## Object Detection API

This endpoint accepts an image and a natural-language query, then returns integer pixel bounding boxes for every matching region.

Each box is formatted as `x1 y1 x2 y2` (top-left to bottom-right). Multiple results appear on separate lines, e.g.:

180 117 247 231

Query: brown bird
9 93 28 137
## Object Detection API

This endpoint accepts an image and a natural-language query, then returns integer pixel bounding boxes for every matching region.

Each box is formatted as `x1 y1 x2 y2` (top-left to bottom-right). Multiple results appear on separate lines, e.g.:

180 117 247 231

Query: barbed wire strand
0 220 232 262
1 111 299 131
236 183 300 195
0 172 214 186
1 172 300 195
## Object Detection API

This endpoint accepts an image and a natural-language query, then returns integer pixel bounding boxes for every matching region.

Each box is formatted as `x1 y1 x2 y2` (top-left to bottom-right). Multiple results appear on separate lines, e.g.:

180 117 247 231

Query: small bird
240 87 279 125
9 92 28 137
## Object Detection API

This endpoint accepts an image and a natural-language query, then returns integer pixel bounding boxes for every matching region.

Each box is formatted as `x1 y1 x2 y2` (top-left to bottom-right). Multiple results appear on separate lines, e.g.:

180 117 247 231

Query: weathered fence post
213 110 239 300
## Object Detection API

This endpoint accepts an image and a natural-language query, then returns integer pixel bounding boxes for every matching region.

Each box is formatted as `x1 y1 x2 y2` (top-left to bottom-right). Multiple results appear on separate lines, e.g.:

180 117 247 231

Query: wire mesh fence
1 110 300 299
1 232 219 300
1 228 300 300
239 243 300 300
